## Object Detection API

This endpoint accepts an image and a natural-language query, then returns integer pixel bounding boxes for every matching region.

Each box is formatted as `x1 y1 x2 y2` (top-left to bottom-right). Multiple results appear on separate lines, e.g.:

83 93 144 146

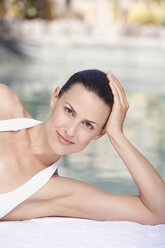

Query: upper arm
71 180 162 225
2 176 164 223
0 84 32 119
41 176 164 225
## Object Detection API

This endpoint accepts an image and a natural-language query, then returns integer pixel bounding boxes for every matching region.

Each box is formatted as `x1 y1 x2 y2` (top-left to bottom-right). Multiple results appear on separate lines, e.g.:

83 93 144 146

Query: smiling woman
48 83 110 155
0 69 165 224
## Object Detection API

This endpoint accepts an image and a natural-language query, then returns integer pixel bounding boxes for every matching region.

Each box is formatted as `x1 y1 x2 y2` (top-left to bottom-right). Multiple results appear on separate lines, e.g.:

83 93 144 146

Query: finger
107 72 124 95
108 73 124 103
106 71 112 82
113 82 129 109
109 81 121 107
107 71 122 89
111 80 127 105
111 83 129 115
107 72 129 107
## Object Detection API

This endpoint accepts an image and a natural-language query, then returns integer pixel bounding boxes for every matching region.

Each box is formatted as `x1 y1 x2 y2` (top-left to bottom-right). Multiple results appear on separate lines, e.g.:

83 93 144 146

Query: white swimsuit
0 118 62 219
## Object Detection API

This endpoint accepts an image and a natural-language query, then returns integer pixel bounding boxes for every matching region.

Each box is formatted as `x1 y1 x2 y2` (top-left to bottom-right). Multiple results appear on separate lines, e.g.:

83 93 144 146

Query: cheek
77 131 96 147
52 107 66 126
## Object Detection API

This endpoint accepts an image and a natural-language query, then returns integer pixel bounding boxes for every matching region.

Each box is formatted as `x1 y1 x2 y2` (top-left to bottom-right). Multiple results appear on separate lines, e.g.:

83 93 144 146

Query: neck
27 122 61 167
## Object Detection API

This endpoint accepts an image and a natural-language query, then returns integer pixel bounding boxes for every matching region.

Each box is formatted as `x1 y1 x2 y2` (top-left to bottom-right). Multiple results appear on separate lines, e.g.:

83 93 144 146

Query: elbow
149 211 165 225
152 216 165 225
153 201 165 224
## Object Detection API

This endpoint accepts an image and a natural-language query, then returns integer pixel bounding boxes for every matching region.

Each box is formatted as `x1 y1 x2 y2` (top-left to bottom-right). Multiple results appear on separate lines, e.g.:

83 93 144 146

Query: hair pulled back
58 69 114 109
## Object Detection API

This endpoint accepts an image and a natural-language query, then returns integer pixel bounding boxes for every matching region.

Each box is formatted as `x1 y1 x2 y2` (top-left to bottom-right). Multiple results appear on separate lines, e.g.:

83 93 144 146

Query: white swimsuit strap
0 118 43 132
0 157 62 218
0 117 62 218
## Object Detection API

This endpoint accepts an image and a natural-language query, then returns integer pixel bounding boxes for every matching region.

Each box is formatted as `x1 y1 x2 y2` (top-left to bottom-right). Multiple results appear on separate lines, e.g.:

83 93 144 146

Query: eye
85 122 94 130
64 107 74 116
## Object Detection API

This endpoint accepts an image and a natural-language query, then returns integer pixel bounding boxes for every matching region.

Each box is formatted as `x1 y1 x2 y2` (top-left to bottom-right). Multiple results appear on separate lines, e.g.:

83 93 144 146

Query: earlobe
50 87 61 109
93 129 106 140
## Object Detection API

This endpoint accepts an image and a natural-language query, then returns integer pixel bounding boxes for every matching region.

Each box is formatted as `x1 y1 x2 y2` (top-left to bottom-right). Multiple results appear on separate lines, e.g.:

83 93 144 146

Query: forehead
59 84 110 125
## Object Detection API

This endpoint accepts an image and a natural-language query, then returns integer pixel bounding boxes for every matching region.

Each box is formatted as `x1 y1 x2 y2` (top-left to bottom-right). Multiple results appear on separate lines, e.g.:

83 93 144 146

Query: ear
93 128 106 140
50 87 61 109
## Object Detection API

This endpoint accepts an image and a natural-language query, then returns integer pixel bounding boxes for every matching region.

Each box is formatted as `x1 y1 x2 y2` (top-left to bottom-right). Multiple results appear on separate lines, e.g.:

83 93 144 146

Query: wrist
108 131 126 144
108 130 124 139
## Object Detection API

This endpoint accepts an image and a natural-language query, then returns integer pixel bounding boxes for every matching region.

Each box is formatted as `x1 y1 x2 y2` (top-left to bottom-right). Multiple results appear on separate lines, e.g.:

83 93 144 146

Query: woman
0 70 165 224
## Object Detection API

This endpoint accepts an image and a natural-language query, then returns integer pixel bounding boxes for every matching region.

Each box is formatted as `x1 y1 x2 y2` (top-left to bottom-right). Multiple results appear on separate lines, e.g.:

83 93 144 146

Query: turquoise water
0 40 165 194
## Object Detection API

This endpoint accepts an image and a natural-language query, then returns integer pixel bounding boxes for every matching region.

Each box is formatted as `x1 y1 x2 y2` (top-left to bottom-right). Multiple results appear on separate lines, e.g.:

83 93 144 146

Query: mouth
57 131 74 145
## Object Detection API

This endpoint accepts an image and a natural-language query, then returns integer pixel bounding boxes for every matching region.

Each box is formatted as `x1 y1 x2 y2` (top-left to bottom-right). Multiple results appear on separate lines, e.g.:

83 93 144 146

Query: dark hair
58 69 114 109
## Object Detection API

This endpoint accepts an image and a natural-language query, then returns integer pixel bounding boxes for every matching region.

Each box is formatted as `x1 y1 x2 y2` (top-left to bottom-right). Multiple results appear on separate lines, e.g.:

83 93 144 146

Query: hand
106 72 129 138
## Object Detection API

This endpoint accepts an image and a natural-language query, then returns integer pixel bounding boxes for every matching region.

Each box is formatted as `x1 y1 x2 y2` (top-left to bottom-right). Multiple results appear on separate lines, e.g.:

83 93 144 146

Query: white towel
0 217 165 248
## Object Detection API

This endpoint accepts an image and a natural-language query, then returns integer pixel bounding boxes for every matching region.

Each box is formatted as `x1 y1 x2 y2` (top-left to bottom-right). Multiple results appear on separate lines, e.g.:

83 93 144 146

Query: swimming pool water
0 39 165 194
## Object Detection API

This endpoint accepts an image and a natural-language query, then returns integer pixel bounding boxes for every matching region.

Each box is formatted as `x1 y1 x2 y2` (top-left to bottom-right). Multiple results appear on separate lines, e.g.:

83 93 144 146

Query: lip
57 131 74 145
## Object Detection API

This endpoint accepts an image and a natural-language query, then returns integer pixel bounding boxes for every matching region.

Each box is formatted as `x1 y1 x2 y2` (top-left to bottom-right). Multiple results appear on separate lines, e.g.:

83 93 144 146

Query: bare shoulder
0 83 32 119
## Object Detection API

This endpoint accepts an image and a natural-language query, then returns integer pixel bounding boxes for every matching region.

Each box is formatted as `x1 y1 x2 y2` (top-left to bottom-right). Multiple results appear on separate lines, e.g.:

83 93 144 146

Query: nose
65 121 78 138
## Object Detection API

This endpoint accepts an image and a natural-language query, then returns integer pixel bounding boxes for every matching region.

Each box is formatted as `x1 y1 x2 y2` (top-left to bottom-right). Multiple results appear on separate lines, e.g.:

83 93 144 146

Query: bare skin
0 72 165 224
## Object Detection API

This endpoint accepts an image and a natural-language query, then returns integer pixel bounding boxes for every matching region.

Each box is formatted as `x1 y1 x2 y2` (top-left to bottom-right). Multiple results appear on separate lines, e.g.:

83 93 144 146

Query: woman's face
46 83 110 155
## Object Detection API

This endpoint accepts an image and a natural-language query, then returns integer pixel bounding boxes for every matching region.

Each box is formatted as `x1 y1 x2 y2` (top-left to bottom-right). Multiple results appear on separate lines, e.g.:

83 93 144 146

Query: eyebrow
65 102 98 125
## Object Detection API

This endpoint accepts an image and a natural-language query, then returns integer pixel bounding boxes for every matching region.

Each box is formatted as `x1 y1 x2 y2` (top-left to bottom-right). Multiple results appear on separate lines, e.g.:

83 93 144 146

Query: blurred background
0 0 165 194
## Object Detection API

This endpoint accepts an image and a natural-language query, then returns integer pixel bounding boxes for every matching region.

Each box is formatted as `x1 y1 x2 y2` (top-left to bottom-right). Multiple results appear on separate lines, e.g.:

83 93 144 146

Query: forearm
109 133 165 215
